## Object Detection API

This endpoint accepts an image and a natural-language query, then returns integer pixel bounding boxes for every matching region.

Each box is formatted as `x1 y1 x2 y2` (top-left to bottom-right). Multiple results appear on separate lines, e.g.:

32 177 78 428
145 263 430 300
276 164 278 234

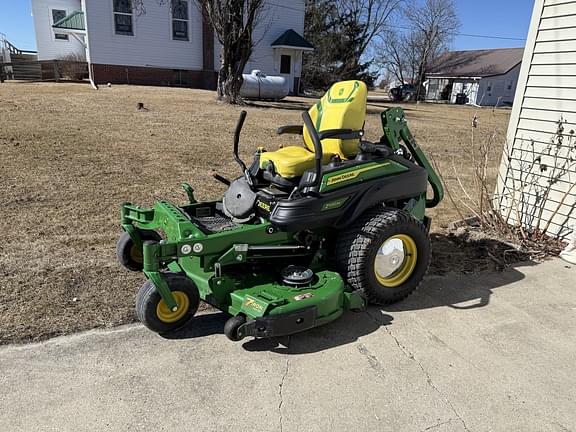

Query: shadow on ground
167 233 536 354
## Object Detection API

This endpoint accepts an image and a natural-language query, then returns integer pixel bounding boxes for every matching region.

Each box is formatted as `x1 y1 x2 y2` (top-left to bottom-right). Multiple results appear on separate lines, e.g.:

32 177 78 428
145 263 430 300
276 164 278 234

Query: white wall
83 0 304 73
32 0 86 61
84 0 203 69
477 64 521 106
211 0 306 77
495 0 576 239
244 0 306 77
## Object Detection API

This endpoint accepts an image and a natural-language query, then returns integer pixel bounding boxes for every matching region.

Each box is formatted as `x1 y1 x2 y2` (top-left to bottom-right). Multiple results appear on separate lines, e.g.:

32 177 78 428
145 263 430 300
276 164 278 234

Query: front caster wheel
116 230 162 272
224 315 247 341
136 273 200 334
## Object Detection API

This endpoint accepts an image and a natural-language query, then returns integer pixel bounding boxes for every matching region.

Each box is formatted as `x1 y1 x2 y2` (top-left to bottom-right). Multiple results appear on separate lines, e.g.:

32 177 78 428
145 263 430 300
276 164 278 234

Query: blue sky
0 0 534 52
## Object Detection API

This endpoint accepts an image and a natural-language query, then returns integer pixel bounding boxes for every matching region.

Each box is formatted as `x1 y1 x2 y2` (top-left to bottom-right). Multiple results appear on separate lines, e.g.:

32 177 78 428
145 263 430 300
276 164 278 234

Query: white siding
477 64 521 106
83 0 304 73
496 0 576 239
84 0 203 70
32 0 85 61
244 0 305 77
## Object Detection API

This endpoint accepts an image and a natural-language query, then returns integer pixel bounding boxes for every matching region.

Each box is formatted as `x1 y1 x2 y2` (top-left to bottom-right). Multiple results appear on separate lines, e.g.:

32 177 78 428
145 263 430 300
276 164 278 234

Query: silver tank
240 70 289 100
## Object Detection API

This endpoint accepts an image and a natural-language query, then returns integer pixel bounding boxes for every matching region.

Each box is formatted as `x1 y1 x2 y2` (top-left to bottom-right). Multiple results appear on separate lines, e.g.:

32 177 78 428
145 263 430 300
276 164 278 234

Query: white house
495 0 576 239
31 0 313 93
425 48 524 106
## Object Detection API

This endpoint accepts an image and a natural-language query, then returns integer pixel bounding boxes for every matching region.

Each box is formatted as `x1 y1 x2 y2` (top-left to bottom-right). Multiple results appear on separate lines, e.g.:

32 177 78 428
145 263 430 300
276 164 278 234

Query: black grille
191 213 238 234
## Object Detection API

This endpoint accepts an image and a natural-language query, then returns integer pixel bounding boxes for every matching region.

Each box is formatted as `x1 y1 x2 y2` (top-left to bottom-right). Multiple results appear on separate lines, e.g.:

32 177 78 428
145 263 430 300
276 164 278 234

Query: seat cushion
260 146 333 179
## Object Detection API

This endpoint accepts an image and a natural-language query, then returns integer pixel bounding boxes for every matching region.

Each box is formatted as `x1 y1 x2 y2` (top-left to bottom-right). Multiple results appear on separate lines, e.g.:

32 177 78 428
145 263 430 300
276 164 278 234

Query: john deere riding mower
116 80 443 341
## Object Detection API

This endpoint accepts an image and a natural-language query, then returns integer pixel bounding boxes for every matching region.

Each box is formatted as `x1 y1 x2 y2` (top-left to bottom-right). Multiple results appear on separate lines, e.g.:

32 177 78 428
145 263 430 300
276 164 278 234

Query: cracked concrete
380 323 470 432
278 338 291 432
1 258 576 431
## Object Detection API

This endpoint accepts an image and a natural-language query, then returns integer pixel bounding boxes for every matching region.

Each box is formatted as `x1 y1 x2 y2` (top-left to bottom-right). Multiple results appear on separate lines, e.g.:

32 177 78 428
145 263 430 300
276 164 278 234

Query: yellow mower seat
261 146 334 179
260 80 368 179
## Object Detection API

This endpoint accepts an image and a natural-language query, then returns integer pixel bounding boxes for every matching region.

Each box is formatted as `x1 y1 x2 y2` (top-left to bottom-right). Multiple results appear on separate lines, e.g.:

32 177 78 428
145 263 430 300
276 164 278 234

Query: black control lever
232 110 253 186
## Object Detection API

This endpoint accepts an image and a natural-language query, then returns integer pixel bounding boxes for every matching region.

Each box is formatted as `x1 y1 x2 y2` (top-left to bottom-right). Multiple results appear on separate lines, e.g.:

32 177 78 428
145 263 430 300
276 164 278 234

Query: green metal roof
271 29 314 50
52 11 85 31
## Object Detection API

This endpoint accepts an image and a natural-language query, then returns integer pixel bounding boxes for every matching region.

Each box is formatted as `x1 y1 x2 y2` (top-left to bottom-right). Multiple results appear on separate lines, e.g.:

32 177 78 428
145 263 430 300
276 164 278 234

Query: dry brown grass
0 82 510 343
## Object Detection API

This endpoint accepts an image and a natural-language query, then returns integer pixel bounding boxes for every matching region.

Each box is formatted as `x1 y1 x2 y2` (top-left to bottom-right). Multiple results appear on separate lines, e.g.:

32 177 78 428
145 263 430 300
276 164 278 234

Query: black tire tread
116 230 162 272
336 206 430 305
224 315 247 342
135 273 199 334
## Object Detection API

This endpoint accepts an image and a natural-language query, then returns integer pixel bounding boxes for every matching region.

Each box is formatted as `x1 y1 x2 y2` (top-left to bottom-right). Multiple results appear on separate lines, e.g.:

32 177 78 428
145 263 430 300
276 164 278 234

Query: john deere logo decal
327 81 360 104
327 172 358 186
325 163 389 186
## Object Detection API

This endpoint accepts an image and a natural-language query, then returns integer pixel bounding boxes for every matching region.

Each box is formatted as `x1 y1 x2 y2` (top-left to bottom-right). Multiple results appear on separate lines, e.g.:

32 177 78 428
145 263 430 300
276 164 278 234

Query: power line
457 32 526 41
387 24 526 41
268 3 527 42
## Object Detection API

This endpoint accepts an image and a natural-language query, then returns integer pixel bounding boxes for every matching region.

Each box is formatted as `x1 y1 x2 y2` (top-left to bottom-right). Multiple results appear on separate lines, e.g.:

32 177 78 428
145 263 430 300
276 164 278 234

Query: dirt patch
0 82 512 345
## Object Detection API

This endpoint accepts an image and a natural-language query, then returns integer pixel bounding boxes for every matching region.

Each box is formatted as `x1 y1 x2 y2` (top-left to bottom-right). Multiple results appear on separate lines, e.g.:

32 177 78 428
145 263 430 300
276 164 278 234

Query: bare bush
56 53 87 81
446 110 572 261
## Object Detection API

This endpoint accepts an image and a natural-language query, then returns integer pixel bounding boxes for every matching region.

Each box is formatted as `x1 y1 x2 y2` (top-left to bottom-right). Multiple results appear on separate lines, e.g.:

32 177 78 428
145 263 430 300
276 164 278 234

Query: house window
172 0 189 41
113 0 134 36
280 55 291 74
52 9 69 41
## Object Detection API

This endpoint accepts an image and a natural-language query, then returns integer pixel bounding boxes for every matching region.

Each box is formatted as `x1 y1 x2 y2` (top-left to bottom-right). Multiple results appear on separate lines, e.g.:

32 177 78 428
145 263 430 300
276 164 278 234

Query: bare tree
134 0 265 104
377 29 415 85
198 0 265 103
376 0 458 97
405 0 459 100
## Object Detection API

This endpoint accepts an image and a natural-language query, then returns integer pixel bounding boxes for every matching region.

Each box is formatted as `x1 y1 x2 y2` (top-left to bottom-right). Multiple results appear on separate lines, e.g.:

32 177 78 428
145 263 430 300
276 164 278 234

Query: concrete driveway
1 258 575 432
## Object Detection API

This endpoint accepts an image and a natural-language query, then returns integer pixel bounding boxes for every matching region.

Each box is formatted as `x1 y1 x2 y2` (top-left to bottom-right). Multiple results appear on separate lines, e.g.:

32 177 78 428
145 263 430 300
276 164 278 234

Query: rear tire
336 207 431 305
116 230 162 272
136 273 200 334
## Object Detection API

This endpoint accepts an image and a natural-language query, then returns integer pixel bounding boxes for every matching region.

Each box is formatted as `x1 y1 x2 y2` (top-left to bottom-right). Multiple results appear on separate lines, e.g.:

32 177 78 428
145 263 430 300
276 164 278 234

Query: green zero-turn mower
116 80 444 341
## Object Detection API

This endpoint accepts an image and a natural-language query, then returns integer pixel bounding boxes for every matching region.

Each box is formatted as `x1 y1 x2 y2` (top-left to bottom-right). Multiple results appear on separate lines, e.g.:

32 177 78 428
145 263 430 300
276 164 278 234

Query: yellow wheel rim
156 291 190 323
374 234 418 288
130 243 143 264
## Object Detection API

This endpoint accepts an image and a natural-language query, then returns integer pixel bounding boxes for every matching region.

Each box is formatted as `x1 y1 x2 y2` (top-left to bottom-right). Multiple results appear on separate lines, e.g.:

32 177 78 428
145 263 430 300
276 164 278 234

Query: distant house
495 0 576 240
425 48 524 106
31 0 312 93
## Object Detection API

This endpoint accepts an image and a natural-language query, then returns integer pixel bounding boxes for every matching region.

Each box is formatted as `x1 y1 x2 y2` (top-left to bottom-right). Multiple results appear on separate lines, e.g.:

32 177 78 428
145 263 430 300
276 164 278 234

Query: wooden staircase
10 53 42 80
1 34 41 81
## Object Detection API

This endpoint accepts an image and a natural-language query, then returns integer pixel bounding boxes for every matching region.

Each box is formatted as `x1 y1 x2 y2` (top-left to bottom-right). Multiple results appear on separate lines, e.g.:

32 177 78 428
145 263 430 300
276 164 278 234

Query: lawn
0 82 511 343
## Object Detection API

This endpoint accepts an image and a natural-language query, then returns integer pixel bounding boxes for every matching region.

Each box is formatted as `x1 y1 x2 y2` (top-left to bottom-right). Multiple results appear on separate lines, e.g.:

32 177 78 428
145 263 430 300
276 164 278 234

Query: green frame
119 107 443 329
381 107 444 208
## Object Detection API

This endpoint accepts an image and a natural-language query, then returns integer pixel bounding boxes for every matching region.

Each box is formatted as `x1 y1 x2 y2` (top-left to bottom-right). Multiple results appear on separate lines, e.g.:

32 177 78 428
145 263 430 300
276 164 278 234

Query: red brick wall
92 64 217 90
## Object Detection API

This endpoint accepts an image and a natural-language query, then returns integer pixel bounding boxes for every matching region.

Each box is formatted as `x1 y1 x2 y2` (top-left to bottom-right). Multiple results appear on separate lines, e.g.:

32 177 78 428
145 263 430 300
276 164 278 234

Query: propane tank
240 70 289 100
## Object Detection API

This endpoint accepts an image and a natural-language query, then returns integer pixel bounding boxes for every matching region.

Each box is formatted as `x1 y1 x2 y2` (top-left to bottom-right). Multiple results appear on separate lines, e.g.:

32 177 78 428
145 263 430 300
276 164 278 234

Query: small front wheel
116 230 162 272
224 315 247 341
136 273 200 334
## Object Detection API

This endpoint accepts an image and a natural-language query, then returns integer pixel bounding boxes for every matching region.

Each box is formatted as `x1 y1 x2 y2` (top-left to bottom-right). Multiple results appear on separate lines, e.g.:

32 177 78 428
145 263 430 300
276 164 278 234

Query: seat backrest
303 80 368 159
